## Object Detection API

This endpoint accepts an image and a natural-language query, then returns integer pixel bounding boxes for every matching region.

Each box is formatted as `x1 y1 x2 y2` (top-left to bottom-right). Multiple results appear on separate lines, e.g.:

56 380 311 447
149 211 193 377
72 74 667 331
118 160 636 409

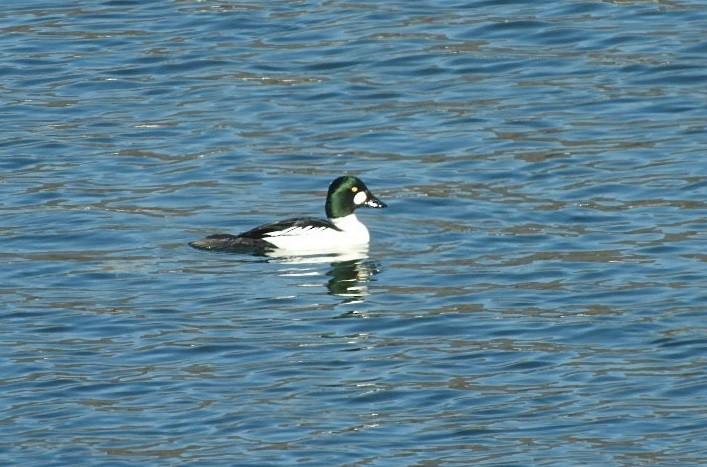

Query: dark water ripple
1 0 706 465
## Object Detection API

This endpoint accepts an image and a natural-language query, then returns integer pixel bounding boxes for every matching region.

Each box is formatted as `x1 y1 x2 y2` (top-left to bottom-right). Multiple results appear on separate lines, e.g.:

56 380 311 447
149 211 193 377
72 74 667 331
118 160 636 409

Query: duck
189 175 386 254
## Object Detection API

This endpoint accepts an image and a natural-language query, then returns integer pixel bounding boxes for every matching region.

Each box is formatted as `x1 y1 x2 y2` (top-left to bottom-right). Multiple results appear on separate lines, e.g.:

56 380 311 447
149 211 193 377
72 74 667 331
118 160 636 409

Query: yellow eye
351 186 359 193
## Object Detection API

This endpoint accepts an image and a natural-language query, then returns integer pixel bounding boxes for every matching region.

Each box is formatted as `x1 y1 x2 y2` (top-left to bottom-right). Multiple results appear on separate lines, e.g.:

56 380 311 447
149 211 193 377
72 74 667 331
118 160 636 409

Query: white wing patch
265 225 329 238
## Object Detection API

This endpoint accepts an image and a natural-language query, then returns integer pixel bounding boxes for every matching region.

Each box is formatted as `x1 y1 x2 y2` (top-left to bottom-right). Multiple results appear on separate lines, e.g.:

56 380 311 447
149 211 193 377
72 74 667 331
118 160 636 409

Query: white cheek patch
353 191 368 205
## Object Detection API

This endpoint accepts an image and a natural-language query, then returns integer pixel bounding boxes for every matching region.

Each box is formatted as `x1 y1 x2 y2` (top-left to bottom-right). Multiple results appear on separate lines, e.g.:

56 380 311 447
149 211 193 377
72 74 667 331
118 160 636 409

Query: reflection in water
325 258 379 303
269 246 380 304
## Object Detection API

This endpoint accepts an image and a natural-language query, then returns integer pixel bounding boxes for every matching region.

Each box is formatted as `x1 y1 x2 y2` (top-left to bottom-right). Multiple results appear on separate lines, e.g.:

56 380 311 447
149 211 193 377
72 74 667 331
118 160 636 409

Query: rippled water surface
2 1 706 465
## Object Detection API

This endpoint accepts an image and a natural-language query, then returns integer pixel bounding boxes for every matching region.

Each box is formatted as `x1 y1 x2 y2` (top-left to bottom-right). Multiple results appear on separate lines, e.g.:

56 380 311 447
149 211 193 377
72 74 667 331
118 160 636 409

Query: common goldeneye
189 176 386 254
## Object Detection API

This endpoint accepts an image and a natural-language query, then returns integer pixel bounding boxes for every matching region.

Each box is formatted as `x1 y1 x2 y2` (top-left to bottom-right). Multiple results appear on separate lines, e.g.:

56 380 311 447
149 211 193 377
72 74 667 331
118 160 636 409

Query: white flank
263 214 370 251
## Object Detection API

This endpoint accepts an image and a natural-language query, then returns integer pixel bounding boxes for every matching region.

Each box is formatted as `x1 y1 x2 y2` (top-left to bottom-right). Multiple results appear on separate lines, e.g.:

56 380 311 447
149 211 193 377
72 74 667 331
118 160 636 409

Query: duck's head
325 176 387 219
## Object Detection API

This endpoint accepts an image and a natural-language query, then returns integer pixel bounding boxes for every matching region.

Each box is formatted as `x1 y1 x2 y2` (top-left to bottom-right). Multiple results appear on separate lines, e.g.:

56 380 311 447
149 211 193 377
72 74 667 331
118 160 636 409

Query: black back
238 217 341 239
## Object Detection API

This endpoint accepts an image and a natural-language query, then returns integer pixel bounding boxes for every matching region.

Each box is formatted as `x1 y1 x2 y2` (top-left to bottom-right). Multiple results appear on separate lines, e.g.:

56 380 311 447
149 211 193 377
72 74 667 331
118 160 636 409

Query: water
2 0 706 464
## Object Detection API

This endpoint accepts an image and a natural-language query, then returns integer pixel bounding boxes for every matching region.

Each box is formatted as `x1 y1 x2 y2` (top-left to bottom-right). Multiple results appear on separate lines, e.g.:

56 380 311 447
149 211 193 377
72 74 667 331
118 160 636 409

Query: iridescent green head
325 176 386 219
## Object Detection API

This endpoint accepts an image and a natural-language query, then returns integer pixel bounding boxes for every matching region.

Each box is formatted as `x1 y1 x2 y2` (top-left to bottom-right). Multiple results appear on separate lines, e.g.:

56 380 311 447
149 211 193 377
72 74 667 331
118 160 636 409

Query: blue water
2 1 706 465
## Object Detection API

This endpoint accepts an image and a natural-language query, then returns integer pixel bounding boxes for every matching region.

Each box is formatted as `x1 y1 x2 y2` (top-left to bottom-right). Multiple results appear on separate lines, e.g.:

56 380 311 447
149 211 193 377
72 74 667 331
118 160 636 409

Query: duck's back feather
239 217 340 239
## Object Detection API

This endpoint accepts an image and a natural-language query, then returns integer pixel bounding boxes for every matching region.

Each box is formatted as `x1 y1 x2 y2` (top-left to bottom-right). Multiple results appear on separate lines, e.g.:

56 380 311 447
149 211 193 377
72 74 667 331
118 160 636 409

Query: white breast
264 214 370 252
